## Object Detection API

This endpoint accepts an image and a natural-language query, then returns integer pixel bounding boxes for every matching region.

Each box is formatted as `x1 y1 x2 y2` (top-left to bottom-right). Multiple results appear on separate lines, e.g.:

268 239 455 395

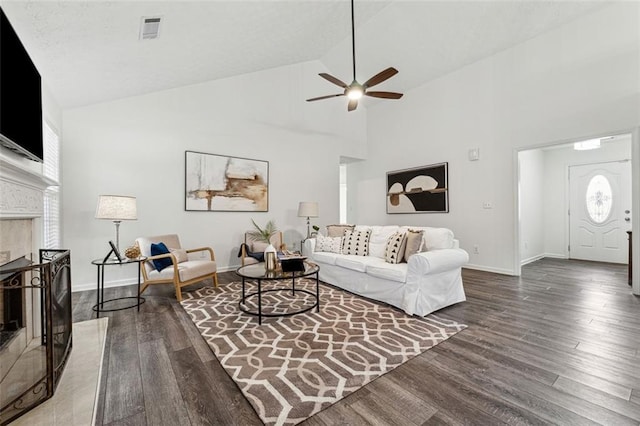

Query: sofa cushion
312 251 340 265
315 234 342 253
367 226 400 258
150 242 173 271
335 255 379 272
342 229 371 256
366 261 408 283
403 229 424 262
385 231 407 264
326 224 355 238
399 227 454 250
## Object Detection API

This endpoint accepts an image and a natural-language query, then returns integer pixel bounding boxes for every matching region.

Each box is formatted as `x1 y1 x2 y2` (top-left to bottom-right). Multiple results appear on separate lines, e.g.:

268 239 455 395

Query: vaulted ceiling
1 1 608 109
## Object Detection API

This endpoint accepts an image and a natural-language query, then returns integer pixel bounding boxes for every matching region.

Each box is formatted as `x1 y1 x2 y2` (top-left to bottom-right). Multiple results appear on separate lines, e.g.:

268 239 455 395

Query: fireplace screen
0 249 72 425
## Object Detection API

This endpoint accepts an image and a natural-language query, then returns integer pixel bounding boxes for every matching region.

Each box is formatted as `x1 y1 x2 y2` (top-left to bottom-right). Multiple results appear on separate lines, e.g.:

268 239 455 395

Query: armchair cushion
251 241 269 253
147 260 217 282
170 248 189 263
150 242 173 271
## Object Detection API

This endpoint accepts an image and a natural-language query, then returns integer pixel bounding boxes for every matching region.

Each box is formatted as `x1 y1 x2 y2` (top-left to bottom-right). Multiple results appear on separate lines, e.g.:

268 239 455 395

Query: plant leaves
248 219 278 242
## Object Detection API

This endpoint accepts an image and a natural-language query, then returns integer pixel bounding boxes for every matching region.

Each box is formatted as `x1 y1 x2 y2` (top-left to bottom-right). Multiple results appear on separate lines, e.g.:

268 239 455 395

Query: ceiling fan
306 0 403 112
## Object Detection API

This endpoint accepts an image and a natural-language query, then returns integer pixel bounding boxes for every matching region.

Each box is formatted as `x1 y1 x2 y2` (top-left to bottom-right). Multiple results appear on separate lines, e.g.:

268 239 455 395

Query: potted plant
248 219 278 270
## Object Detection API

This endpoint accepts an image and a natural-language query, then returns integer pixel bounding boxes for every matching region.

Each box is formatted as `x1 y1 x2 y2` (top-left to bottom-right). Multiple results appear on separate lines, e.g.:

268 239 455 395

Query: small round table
236 261 320 324
91 257 147 317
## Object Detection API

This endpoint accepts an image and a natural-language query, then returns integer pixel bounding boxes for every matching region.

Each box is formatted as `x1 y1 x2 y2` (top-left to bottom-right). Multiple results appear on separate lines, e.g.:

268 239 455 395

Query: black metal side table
91 257 146 317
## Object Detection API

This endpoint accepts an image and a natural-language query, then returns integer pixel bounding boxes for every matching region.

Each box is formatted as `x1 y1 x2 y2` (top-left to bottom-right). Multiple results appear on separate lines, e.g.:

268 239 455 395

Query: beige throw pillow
403 229 424 262
326 224 355 238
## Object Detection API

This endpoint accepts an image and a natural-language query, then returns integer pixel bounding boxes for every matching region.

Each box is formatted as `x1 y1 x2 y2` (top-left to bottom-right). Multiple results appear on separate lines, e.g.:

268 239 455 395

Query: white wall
62 61 366 290
518 149 545 264
353 2 640 275
542 137 632 258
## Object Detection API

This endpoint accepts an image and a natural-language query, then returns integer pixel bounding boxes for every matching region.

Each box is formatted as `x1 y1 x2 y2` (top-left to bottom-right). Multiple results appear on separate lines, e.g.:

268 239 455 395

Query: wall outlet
482 202 493 209
473 245 479 254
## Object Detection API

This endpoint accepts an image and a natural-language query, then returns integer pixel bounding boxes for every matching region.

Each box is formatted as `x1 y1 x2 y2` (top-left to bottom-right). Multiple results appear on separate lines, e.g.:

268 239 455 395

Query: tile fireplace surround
0 152 60 423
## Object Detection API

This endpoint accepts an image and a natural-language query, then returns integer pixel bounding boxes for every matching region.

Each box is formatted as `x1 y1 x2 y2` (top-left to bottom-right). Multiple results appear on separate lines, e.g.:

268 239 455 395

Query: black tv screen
0 7 43 162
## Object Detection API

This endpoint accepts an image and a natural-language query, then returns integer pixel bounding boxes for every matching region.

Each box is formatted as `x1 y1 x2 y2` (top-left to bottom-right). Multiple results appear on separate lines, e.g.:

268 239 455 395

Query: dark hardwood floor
71 258 640 425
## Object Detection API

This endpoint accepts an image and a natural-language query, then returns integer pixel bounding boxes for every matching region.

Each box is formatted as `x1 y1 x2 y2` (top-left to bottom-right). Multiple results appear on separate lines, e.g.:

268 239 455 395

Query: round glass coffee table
236 261 320 324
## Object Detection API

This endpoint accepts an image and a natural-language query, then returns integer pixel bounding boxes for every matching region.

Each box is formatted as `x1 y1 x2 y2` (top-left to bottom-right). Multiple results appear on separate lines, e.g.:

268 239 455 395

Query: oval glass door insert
585 174 613 223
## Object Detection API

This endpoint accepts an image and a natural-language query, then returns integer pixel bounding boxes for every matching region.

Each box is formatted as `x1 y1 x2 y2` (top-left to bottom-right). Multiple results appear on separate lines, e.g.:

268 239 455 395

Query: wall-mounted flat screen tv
0 7 43 163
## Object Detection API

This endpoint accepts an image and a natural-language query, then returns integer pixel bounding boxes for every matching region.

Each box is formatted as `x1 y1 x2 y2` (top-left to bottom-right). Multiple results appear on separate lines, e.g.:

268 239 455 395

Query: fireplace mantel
0 155 58 219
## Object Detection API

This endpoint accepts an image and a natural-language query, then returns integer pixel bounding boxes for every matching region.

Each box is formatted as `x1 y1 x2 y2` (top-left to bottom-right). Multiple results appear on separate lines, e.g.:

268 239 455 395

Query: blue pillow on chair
150 242 173 271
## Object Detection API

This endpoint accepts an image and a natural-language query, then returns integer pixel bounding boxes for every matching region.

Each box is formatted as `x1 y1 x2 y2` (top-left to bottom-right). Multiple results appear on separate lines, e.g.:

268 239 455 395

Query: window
43 121 60 248
339 164 347 223
585 174 612 224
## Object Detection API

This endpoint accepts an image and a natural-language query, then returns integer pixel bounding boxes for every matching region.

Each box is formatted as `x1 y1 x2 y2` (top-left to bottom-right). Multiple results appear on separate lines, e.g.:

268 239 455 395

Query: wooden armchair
240 231 284 266
136 234 218 301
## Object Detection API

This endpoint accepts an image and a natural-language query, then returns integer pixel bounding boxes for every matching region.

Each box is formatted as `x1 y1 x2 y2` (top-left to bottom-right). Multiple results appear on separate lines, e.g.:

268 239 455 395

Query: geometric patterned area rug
181 279 466 426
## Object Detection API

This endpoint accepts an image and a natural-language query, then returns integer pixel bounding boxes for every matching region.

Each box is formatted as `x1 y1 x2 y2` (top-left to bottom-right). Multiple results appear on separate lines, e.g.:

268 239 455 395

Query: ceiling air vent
139 16 161 40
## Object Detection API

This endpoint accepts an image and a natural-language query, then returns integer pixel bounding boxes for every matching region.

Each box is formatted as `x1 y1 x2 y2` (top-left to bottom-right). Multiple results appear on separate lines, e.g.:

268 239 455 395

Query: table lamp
297 201 319 239
95 195 137 257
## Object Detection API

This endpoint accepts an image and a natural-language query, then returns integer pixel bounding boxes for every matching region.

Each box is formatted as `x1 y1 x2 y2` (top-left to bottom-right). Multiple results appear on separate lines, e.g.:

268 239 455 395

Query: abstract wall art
386 162 448 213
185 151 269 212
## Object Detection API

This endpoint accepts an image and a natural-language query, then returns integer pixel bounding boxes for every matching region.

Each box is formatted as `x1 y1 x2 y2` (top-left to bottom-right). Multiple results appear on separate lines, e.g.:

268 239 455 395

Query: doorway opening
517 132 632 270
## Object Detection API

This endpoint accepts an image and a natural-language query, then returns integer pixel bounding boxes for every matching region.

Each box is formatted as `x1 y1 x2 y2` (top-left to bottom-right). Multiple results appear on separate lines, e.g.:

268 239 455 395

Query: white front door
569 160 632 263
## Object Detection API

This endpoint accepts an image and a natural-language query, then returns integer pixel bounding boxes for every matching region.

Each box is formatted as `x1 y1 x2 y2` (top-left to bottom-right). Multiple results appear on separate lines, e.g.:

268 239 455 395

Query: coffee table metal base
239 274 319 324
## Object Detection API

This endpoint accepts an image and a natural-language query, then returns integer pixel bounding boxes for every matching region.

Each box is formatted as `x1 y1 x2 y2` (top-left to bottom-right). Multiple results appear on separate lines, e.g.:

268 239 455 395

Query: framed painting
185 151 269 212
386 162 448 213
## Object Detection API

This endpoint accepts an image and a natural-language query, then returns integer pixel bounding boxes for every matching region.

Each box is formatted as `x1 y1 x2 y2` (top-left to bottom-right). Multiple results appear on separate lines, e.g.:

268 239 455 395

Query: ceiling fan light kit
306 0 403 112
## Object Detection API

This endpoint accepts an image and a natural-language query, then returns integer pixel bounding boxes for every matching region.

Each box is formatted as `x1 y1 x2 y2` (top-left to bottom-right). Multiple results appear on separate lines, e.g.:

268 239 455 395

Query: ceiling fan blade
363 67 399 88
319 73 348 88
347 99 358 112
306 93 345 102
365 91 403 99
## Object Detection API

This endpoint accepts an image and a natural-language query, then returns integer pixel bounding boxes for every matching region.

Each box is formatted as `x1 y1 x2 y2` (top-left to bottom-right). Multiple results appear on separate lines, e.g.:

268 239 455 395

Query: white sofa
303 225 468 316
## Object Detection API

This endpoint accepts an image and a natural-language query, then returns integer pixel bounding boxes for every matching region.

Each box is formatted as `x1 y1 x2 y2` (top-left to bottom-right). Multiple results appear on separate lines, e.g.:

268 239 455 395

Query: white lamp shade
297 202 319 218
95 195 137 220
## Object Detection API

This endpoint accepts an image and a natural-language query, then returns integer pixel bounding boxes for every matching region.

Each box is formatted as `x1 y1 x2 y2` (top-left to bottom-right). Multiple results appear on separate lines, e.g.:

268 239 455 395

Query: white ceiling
1 1 609 109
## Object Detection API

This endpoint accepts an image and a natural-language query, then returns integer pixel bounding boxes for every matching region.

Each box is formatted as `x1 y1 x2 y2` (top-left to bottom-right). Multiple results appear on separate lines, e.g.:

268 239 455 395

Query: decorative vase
264 243 277 271
124 245 141 259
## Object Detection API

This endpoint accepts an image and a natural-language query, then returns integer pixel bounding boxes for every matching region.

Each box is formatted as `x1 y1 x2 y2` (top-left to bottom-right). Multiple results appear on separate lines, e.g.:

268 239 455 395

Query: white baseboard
72 278 137 292
72 264 240 292
520 253 546 266
463 263 516 276
543 252 568 259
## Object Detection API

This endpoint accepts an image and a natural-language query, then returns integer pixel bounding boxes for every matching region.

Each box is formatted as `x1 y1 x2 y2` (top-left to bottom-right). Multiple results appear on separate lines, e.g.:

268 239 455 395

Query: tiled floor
10 318 108 426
